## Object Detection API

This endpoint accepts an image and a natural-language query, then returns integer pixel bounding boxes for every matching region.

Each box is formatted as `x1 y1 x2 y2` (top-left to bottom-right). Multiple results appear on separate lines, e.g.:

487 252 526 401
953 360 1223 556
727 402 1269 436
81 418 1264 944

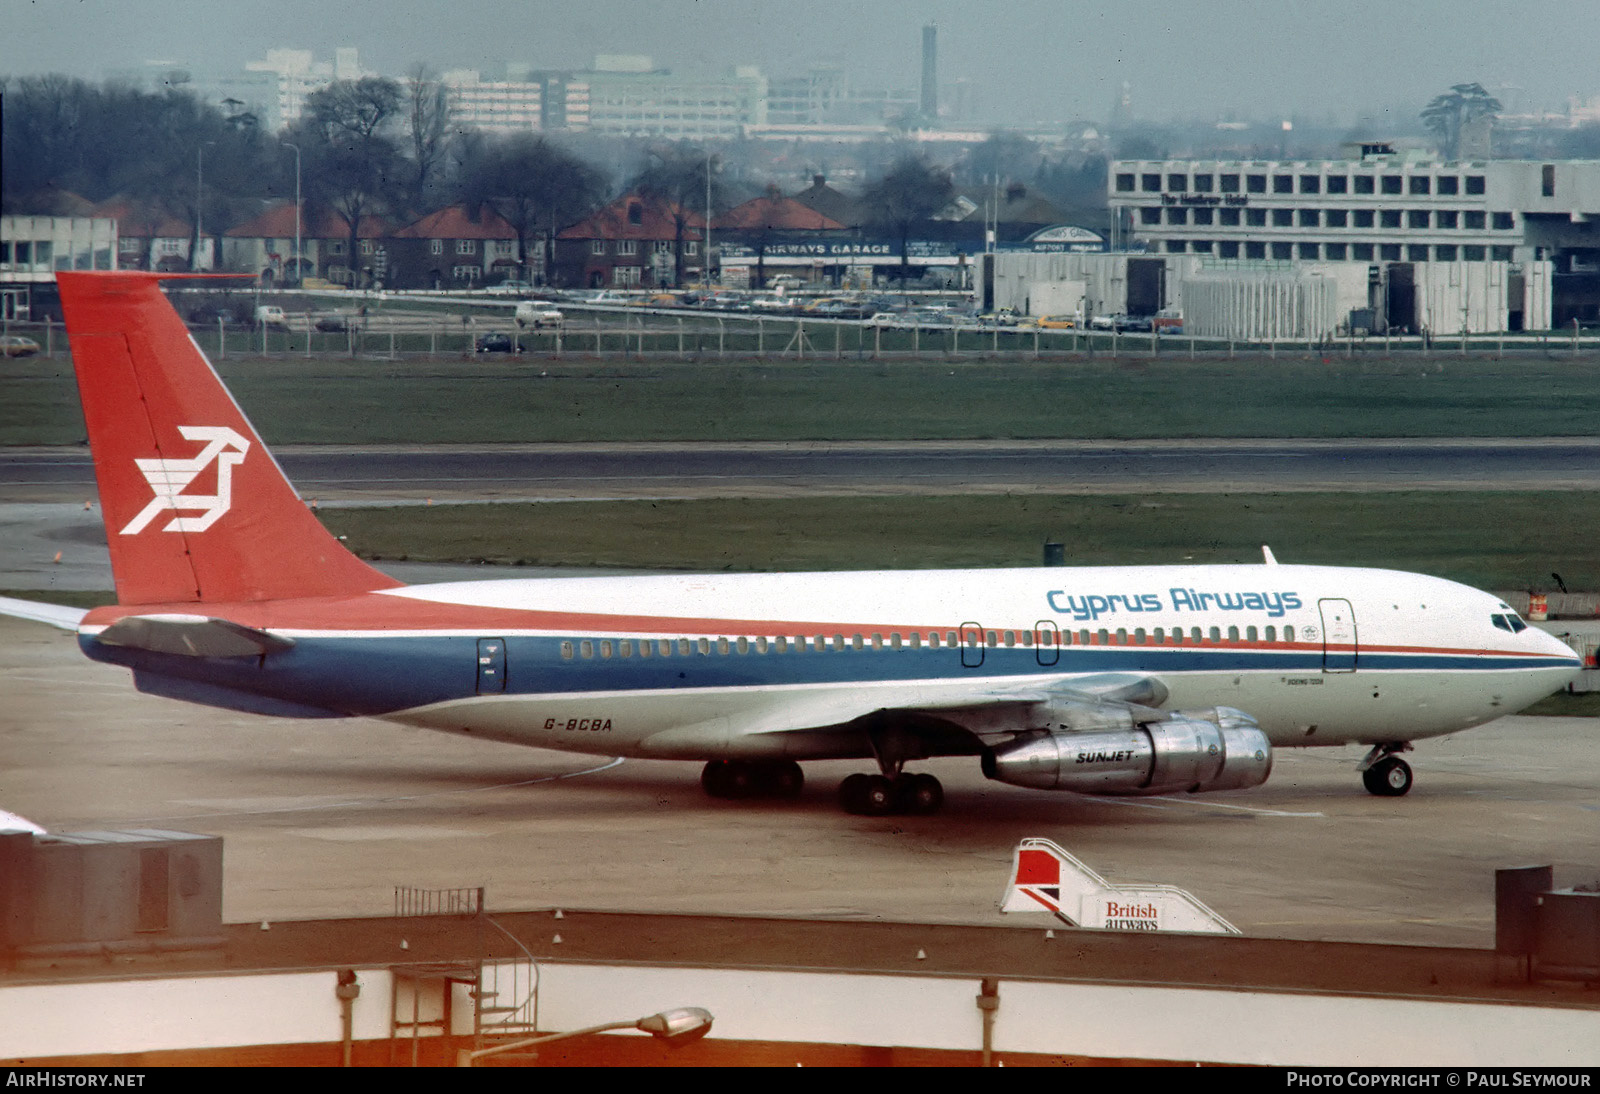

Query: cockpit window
1491 613 1529 634
1491 615 1512 632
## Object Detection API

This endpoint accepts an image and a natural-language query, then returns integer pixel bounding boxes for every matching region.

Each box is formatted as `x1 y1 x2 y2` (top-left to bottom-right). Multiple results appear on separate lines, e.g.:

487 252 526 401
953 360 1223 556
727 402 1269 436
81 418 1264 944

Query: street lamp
193 140 218 271
280 142 301 287
457 1006 713 1066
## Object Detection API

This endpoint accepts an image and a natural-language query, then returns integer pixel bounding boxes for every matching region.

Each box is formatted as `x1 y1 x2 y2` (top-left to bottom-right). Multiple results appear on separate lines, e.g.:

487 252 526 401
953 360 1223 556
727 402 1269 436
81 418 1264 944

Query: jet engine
981 706 1272 795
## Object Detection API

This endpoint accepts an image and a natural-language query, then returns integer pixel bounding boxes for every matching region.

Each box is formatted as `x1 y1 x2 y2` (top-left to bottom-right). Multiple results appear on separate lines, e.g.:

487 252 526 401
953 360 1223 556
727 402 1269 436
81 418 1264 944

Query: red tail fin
57 272 402 605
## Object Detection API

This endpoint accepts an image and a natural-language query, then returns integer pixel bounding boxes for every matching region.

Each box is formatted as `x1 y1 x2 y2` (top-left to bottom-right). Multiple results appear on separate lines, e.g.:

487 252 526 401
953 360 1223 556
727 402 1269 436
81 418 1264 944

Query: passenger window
853 634 864 650
774 636 787 653
697 638 711 655
1096 629 1107 645
1246 626 1258 642
561 641 574 660
1190 627 1202 643
581 640 594 659
1284 626 1295 643
1265 626 1276 643
619 640 632 658
1227 626 1239 642
1208 627 1221 643
1116 628 1128 645
1153 628 1164 644
600 640 613 659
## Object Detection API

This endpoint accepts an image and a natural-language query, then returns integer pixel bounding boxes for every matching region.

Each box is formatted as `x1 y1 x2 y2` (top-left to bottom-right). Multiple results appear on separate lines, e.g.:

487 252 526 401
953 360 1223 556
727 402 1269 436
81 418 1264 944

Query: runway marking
59 756 626 828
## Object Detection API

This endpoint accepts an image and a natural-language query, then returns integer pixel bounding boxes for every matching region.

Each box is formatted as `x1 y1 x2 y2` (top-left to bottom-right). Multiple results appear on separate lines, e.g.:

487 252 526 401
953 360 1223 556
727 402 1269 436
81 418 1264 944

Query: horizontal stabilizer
0 595 90 631
96 614 296 658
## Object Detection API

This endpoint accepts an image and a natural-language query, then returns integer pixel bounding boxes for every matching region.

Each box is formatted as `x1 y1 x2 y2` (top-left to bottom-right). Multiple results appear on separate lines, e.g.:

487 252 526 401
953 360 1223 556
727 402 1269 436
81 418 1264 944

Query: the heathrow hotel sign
1161 193 1251 206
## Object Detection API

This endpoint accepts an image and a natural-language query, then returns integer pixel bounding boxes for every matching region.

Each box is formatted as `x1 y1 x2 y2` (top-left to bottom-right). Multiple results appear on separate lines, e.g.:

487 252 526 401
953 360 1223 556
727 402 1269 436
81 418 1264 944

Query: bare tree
630 142 724 287
460 134 606 284
405 64 452 211
861 152 953 284
296 78 405 285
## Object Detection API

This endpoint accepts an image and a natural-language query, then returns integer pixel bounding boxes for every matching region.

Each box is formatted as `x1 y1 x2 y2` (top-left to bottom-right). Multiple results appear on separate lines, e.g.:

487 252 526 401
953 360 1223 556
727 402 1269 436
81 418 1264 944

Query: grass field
6 353 1600 445
320 490 1600 593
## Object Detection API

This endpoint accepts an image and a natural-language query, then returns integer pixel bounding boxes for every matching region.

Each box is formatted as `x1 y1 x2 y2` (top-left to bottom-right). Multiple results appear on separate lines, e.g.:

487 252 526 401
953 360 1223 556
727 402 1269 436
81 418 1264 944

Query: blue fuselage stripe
80 633 1575 718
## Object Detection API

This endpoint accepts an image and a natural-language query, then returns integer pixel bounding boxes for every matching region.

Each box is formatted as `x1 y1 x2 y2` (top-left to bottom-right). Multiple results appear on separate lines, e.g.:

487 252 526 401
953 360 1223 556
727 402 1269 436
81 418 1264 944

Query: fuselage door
477 638 508 694
960 622 985 668
1035 620 1061 667
1318 599 1357 673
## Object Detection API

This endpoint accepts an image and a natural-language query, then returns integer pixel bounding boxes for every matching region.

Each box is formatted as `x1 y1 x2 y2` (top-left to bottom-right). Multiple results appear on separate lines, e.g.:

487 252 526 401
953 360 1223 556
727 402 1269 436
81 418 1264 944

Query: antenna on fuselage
1262 546 1279 565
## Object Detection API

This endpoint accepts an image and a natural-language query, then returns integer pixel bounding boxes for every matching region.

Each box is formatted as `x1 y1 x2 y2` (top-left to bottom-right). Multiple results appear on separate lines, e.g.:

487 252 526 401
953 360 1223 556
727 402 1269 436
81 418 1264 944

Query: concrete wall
5 958 1599 1066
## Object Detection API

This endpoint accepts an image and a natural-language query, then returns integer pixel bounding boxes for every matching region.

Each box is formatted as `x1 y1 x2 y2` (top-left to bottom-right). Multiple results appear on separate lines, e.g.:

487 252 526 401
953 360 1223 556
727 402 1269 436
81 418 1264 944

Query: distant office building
567 56 767 140
241 47 370 130
921 23 938 120
440 70 542 134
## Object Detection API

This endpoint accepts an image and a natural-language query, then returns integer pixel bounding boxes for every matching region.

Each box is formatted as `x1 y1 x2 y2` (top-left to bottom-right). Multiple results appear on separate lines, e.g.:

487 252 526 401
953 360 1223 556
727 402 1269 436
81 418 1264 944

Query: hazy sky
4 0 1596 125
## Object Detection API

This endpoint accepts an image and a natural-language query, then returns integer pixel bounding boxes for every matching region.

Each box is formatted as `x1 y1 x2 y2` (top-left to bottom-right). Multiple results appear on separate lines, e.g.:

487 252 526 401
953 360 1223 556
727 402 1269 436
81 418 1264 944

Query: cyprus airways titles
1046 587 1302 621
0 271 1578 820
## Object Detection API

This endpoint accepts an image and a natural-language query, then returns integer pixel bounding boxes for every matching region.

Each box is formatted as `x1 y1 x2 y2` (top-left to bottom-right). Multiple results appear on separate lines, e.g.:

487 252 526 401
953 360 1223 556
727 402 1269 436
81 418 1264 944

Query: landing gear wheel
767 760 804 799
897 773 944 815
702 760 738 799
703 760 804 801
1363 756 1413 797
840 773 897 815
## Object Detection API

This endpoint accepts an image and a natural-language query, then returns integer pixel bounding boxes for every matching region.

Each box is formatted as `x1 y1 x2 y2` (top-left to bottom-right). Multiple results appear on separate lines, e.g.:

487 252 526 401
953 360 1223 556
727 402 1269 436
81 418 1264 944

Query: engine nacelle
981 707 1273 795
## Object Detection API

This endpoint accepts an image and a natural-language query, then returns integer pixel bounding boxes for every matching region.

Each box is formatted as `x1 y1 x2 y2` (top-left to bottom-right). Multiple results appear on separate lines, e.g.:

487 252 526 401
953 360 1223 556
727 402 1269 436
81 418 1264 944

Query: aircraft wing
0 595 89 631
641 672 1172 757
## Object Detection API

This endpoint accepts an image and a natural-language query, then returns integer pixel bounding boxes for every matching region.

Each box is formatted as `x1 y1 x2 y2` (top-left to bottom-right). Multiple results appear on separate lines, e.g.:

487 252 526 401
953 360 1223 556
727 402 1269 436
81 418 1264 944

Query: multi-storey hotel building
1107 150 1600 329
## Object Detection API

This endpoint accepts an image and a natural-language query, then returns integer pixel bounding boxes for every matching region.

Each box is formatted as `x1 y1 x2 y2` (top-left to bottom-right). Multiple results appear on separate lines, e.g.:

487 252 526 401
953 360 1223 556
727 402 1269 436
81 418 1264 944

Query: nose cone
1515 629 1585 708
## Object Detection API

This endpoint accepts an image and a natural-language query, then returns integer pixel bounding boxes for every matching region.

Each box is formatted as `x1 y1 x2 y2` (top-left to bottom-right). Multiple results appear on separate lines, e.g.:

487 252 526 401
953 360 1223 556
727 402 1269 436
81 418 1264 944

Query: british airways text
1045 588 1304 622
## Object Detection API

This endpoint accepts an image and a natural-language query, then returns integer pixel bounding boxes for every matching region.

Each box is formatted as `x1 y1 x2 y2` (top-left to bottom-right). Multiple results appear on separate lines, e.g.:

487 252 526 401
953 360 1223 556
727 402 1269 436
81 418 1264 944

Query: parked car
314 315 349 333
492 280 534 295
1036 315 1079 329
0 335 41 358
474 332 523 354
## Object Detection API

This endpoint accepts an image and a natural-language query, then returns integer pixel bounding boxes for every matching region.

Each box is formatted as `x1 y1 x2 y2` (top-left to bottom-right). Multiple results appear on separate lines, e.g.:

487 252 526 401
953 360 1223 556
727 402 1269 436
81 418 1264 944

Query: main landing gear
838 771 944 816
1359 743 1414 797
700 759 804 801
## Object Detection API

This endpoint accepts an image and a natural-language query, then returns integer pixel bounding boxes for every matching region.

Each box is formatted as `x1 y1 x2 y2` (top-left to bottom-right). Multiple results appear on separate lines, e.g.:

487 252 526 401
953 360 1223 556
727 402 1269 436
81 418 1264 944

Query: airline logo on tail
120 426 250 535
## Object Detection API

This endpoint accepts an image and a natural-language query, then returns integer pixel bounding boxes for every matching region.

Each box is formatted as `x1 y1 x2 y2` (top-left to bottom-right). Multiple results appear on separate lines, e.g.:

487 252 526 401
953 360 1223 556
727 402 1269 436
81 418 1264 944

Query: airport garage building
996 150 1600 340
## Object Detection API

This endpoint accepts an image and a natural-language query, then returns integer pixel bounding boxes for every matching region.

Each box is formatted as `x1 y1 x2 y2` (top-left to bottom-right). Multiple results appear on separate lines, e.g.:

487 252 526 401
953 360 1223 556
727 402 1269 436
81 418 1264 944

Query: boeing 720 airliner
0 272 1580 815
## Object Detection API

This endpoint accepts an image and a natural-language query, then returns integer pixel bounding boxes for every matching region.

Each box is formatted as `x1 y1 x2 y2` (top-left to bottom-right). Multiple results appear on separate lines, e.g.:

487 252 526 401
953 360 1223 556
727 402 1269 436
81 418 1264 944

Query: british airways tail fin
56 272 402 605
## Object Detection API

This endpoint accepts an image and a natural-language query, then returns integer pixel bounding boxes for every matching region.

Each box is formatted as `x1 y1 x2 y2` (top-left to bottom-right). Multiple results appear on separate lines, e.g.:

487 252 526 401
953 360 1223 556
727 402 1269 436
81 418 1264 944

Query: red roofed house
93 197 201 272
388 205 521 290
222 202 389 286
554 194 704 289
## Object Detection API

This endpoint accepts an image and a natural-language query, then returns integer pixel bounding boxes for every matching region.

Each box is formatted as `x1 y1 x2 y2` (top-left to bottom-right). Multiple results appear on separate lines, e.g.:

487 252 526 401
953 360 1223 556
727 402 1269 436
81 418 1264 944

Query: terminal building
1075 149 1600 338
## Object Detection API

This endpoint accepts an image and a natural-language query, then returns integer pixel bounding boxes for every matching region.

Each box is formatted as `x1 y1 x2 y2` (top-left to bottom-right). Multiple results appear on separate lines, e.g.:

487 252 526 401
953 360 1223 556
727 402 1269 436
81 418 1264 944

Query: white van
514 301 564 328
